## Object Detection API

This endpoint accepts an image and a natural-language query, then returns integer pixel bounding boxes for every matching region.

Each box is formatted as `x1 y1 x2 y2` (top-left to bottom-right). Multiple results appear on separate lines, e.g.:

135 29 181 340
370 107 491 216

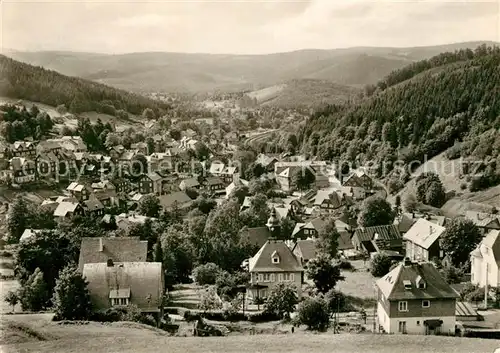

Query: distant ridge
4 41 496 93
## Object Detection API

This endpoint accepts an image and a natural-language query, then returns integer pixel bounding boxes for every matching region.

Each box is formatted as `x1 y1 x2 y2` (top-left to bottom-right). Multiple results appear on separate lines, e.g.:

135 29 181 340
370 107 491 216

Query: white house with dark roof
470 229 500 288
83 261 163 313
247 239 304 301
376 258 459 335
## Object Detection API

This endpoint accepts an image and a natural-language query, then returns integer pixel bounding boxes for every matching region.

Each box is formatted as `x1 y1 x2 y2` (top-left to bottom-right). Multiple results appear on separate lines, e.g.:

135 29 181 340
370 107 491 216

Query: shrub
193 263 222 285
297 296 330 331
325 289 348 313
246 311 280 322
52 266 92 321
183 310 201 322
338 259 355 271
370 253 393 277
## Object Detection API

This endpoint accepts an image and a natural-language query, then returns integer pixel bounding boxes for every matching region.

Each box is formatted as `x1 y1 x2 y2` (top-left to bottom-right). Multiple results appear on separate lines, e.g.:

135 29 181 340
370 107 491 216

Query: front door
398 321 407 334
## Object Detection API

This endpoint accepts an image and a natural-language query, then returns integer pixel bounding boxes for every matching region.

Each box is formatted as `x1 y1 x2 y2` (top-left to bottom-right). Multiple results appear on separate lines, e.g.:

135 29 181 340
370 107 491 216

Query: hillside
303 45 500 179
0 55 170 117
1 314 498 353
4 42 494 93
247 79 360 109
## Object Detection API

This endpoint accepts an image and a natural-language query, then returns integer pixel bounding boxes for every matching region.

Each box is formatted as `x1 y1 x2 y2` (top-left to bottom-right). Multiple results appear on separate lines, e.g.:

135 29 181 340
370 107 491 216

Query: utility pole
484 263 488 309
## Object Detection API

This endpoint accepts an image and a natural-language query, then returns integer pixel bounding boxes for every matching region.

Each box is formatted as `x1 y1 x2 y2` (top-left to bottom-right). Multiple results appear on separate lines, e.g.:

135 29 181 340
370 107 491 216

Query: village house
394 213 448 235
247 239 304 301
10 157 36 184
341 173 367 200
113 213 157 232
139 172 163 195
291 217 326 240
376 258 459 335
403 218 447 263
470 230 500 288
131 142 149 155
209 161 225 176
35 152 59 180
220 166 238 184
57 136 87 153
66 182 93 201
20 229 43 242
82 198 105 217
203 176 226 195
179 177 200 191
11 141 37 158
465 211 500 234
78 236 148 272
83 261 164 313
256 154 279 173
292 239 318 267
274 161 328 192
111 178 132 193
159 191 193 212
225 174 248 197
53 200 85 220
310 190 351 214
352 225 402 255
148 152 173 172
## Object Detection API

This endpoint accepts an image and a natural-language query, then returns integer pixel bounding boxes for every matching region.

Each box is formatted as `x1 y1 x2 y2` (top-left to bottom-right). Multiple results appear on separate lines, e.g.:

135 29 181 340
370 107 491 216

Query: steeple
266 208 281 237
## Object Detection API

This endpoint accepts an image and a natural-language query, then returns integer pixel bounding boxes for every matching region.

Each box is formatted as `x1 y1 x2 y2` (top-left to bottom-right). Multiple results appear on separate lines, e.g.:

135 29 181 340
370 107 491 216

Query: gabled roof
209 162 225 174
83 199 104 211
240 227 272 249
53 201 80 217
83 262 162 311
403 218 446 250
221 166 237 175
465 211 500 229
180 178 200 188
20 229 43 242
256 154 278 168
78 236 148 272
480 230 500 265
144 172 162 182
159 191 192 209
205 176 224 186
354 224 401 243
338 231 354 250
342 173 363 187
376 261 459 301
249 240 303 273
292 239 318 262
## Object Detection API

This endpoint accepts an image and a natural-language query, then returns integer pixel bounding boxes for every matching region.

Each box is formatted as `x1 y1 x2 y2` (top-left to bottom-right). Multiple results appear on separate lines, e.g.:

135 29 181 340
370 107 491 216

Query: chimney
429 226 434 234
107 258 114 267
98 237 103 252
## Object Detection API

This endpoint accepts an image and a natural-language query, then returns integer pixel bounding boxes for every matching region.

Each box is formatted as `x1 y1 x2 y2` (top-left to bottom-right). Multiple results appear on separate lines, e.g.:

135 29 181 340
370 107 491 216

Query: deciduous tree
52 266 92 320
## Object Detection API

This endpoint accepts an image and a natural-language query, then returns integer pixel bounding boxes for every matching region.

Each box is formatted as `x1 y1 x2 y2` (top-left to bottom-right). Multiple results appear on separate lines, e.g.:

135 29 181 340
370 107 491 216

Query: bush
246 311 280 322
370 253 393 277
338 259 355 271
297 296 330 331
183 310 202 322
193 263 222 285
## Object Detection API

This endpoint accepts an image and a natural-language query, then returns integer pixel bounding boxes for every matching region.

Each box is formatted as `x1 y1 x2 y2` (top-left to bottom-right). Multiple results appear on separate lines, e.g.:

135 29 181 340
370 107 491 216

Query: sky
1 0 499 54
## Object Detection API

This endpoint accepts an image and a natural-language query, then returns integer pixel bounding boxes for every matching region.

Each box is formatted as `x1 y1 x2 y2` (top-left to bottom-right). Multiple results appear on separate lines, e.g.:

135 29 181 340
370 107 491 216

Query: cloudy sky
1 0 499 54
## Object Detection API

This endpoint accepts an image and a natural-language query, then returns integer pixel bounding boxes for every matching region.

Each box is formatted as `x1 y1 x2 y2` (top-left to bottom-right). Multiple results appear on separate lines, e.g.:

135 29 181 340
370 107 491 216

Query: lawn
337 260 377 300
1 314 499 353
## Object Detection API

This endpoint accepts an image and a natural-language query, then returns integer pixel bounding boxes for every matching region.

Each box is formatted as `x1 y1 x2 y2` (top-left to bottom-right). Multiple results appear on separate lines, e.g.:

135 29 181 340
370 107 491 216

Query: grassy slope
391 151 500 217
2 315 499 353
5 42 494 93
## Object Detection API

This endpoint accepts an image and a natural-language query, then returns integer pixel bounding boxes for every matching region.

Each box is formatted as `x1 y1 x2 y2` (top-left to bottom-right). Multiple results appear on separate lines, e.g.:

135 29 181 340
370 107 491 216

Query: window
283 273 291 281
398 301 408 312
272 256 280 264
263 273 271 282
398 321 407 333
422 300 430 308
416 321 420 326
304 229 309 235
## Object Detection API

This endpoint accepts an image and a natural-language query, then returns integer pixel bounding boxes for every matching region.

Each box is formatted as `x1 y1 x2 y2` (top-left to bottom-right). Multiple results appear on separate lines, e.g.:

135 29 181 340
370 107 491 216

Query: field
1 313 499 353
337 260 376 300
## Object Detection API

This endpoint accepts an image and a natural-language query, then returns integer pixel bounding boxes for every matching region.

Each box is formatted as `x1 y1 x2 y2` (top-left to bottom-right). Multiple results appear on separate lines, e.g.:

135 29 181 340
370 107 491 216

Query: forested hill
0 55 170 117
302 45 500 181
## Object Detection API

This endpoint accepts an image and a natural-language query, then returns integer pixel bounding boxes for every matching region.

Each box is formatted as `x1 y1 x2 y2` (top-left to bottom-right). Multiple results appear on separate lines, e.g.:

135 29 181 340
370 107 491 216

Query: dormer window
403 280 412 290
271 250 280 264
416 275 426 289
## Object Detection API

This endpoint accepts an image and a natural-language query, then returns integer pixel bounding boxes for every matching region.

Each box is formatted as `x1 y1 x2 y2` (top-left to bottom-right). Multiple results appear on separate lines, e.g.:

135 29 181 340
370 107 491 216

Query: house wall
388 298 456 319
471 253 500 287
377 296 456 334
387 315 455 335
248 271 303 300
